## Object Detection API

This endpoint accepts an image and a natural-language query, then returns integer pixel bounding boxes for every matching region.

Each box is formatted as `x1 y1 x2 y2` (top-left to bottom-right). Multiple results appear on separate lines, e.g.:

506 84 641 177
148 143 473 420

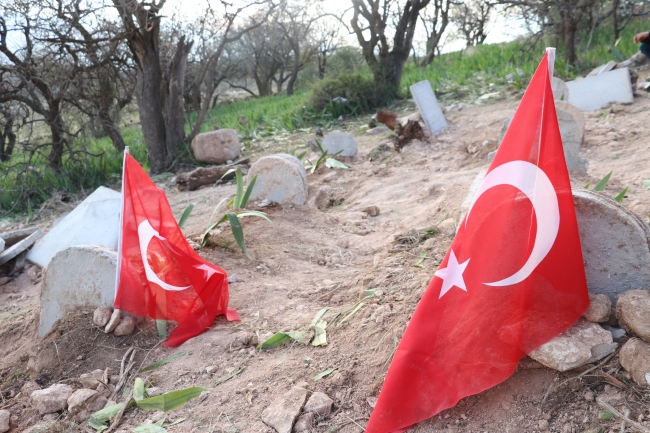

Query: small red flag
114 153 239 347
365 51 589 432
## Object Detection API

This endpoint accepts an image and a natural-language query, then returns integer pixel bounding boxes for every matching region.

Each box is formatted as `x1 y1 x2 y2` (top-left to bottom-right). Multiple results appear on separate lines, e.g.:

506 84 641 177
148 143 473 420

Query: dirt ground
3 85 650 433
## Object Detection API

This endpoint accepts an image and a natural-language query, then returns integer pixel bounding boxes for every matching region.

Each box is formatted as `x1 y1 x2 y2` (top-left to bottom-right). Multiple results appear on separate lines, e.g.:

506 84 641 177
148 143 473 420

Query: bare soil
3 88 650 433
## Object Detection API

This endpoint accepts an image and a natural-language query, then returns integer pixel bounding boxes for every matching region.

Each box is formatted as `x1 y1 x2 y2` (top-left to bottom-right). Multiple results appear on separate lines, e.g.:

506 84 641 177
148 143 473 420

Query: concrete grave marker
247 154 308 205
497 102 587 174
0 230 42 266
409 80 449 135
574 189 650 305
551 77 570 101
587 60 617 77
321 131 358 157
27 186 120 268
566 68 634 110
38 245 117 338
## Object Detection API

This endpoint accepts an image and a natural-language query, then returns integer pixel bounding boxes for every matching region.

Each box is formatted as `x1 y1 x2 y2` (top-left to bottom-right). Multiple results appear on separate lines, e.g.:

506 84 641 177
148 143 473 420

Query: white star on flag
434 250 470 298
195 264 219 280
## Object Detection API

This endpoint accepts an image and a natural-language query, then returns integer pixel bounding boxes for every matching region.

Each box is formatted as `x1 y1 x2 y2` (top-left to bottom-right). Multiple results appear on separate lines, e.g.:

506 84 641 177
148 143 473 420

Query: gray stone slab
247 154 308 205
0 230 42 266
1 227 39 246
566 68 634 111
38 245 117 338
551 77 570 101
26 187 120 268
321 131 357 157
587 60 617 77
497 104 587 174
409 80 449 135
574 189 650 305
0 238 4 253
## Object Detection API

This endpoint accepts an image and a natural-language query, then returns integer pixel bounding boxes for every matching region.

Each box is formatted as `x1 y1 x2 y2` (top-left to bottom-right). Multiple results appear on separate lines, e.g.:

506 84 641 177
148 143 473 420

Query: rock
601 324 626 339
105 309 121 333
78 369 104 389
437 218 456 236
191 129 240 164
0 410 8 433
620 338 650 386
93 306 112 327
0 229 42 266
362 206 380 217
321 131 357 157
409 80 449 134
573 190 650 305
584 391 595 402
499 103 587 174
247 154 308 205
21 381 41 398
366 126 389 135
294 412 315 432
584 294 611 323
616 290 650 342
26 187 120 268
538 419 549 431
304 392 333 416
261 386 308 433
30 384 74 414
114 315 136 336
528 318 617 372
311 186 332 210
67 388 108 423
551 77 570 101
566 68 633 111
38 245 117 338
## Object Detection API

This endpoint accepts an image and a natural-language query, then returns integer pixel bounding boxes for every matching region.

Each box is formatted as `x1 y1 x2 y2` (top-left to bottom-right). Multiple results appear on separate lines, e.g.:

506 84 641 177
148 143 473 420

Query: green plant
177 203 195 229
307 72 391 117
199 169 270 258
304 140 346 174
584 171 628 203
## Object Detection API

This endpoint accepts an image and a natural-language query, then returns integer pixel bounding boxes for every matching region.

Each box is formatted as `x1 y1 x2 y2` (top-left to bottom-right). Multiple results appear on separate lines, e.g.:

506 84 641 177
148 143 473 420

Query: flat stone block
566 68 634 111
409 80 449 135
247 154 308 205
0 230 42 266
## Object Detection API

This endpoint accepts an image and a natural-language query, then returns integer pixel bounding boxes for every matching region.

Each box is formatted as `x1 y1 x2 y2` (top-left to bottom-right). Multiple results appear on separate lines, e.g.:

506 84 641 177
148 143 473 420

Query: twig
110 347 136 401
346 415 366 430
598 399 650 433
105 388 133 433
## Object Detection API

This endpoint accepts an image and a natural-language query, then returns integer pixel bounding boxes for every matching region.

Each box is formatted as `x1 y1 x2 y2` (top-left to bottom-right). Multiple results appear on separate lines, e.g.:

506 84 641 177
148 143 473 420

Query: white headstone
551 77 570 101
566 68 634 111
409 80 449 135
38 245 117 338
321 131 358 157
26 186 120 268
247 154 308 205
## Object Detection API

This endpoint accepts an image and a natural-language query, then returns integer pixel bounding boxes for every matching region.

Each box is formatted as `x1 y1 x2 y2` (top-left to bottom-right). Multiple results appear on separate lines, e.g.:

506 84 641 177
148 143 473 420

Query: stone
321 131 358 157
261 386 308 433
551 76 570 101
30 384 73 414
584 293 611 323
311 186 332 210
78 369 104 389
601 324 626 339
498 103 587 174
191 129 240 164
565 68 634 111
304 392 333 416
366 126 389 135
38 245 117 338
619 338 650 386
362 205 380 217
105 309 121 333
528 318 617 372
538 419 549 431
587 61 617 77
114 315 136 336
27 187 120 268
93 306 112 327
0 229 42 266
574 190 650 305
409 80 448 134
294 412 315 432
0 410 8 433
21 381 41 398
0 237 4 253
67 388 107 423
247 154 308 205
437 218 456 236
616 290 650 342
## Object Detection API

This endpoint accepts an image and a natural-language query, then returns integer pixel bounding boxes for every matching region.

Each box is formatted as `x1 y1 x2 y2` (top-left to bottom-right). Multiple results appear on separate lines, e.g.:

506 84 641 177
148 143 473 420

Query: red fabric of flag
365 52 589 432
114 153 239 347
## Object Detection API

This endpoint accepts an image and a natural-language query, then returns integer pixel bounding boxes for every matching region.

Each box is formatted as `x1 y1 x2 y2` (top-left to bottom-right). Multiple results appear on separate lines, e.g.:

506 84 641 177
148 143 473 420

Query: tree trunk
99 110 126 151
564 21 578 66
318 50 327 79
286 45 300 96
129 27 169 174
48 114 65 170
0 116 15 162
613 0 620 41
165 36 193 158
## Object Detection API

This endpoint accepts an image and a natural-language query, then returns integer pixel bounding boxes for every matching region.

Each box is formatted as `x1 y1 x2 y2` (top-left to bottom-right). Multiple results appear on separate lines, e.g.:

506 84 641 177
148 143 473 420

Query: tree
349 0 431 99
451 0 493 48
420 0 452 66
313 21 340 79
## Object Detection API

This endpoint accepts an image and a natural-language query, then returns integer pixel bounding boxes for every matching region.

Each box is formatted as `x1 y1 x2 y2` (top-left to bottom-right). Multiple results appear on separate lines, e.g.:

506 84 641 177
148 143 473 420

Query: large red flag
114 153 239 347
365 51 589 432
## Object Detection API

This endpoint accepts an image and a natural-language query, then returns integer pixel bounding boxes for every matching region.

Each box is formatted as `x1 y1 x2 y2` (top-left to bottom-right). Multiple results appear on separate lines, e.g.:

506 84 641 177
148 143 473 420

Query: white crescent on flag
138 220 191 291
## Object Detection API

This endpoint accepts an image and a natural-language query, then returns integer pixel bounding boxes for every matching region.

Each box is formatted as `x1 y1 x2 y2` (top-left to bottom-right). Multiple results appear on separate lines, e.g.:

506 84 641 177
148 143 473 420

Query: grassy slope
1 21 647 217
